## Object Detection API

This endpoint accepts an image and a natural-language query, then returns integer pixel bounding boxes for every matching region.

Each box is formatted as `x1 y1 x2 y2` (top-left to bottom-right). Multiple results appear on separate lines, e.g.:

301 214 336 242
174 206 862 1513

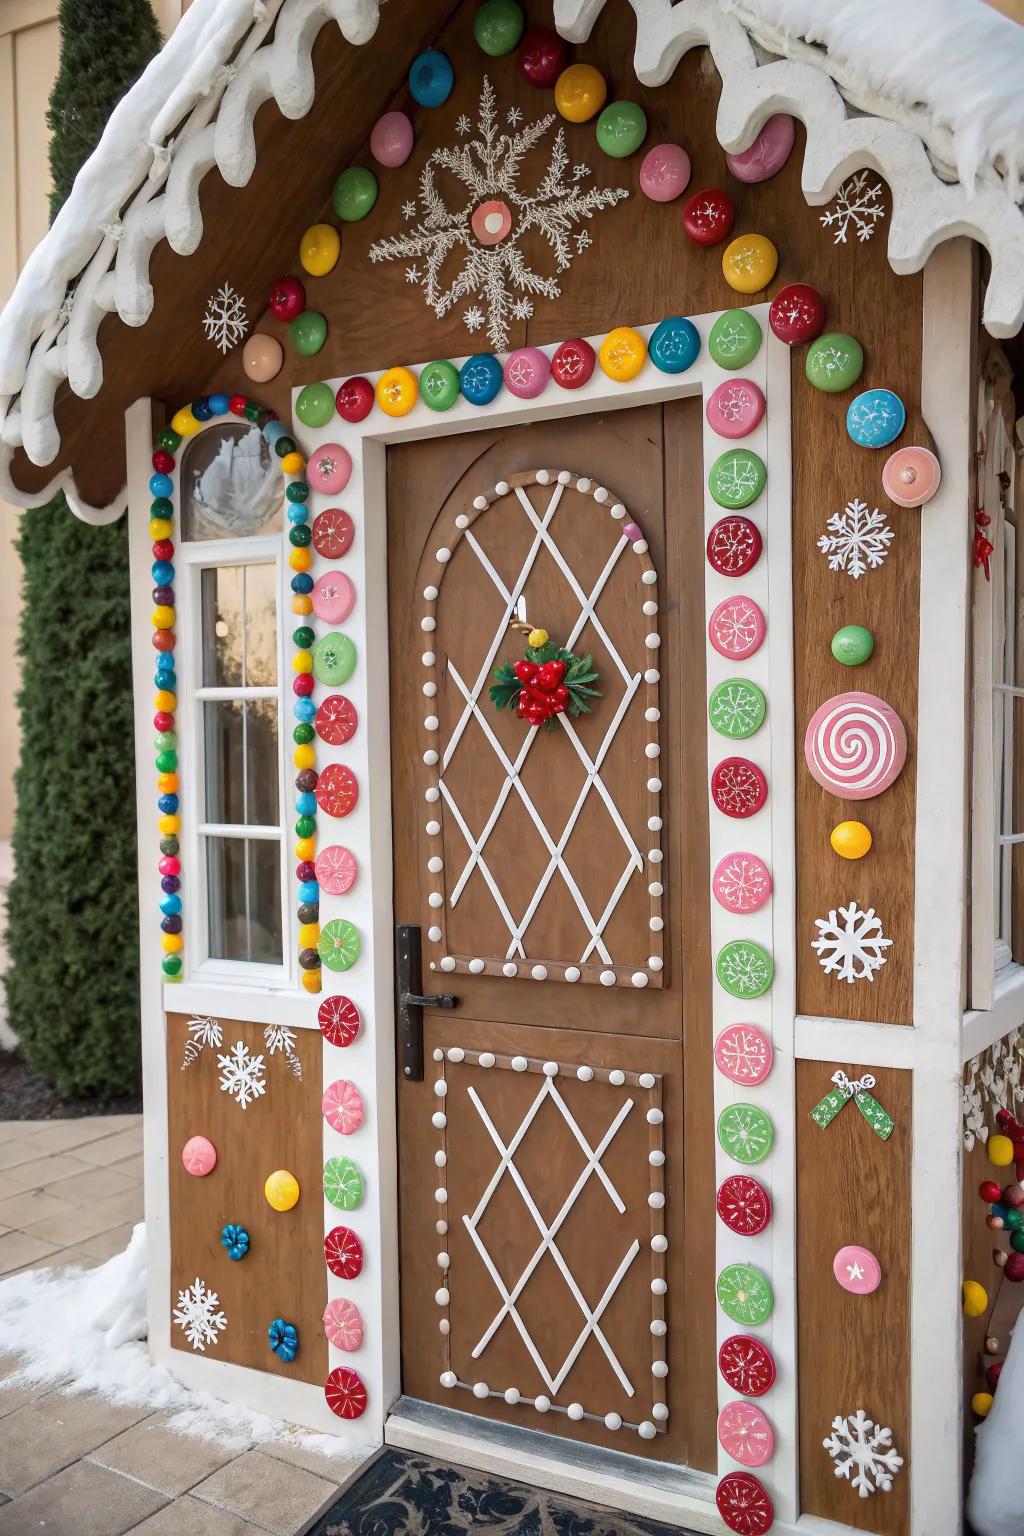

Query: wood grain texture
796 1059 911 1532
166 1013 327 1384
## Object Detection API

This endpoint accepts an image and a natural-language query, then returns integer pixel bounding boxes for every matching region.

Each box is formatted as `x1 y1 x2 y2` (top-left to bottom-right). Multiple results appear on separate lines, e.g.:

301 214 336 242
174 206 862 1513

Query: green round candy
473 0 524 54
717 1103 775 1165
318 918 361 973
1006 1207 1024 1232
717 1263 774 1327
333 165 379 223
154 730 177 751
420 359 460 412
1011 1230 1024 1254
159 835 179 856
162 954 183 977
595 100 647 159
274 436 296 458
295 814 316 839
708 677 766 740
150 497 173 519
323 1155 364 1211
286 482 309 504
289 526 312 548
806 332 864 393
313 631 357 686
708 309 762 370
243 402 261 424
716 938 774 999
155 750 177 774
157 428 181 453
290 311 327 357
831 624 874 666
295 382 335 429
293 723 315 745
709 448 767 510
292 626 315 649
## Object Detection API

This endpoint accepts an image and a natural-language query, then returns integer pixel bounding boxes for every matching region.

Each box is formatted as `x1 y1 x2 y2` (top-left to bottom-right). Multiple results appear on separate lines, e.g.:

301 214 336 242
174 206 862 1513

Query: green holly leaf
488 660 521 714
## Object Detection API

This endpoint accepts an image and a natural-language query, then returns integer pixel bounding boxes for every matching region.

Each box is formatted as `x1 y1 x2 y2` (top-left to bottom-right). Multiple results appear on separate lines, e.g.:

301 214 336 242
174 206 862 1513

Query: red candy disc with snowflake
768 282 826 346
716 1174 773 1236
551 337 596 390
335 376 374 423
315 694 358 746
718 1401 775 1469
718 1334 777 1398
315 844 358 896
312 508 355 560
707 516 762 577
714 1024 773 1086
324 1223 364 1279
316 762 359 819
318 994 361 1047
711 758 768 819
325 1365 368 1419
712 851 773 914
706 380 766 440
709 596 766 661
716 1472 774 1534
682 187 735 246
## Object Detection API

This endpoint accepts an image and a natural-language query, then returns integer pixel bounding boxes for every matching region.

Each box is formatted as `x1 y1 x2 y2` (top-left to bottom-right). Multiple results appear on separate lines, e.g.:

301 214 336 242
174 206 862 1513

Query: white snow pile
968 1318 1024 1536
0 1225 351 1459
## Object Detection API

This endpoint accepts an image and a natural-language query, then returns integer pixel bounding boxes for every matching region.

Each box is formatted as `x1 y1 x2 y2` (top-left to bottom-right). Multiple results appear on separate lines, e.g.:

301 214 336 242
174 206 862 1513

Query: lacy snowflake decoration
202 282 249 354
820 172 886 246
173 1277 227 1352
217 1040 267 1108
263 1024 302 1080
818 499 894 580
823 1409 904 1498
181 1015 222 1070
368 77 628 351
812 902 892 985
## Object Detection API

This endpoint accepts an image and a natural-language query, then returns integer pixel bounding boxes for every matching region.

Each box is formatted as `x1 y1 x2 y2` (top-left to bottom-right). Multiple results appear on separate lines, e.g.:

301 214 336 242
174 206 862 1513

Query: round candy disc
709 679 767 740
768 282 826 345
324 1224 364 1278
182 1135 216 1176
316 762 359 818
264 1169 299 1211
712 851 773 914
803 691 907 799
325 1365 368 1419
313 633 356 687
718 1400 775 1468
409 49 453 108
830 819 872 860
551 337 595 390
460 354 503 405
711 758 768 819
318 919 361 972
322 1078 365 1135
649 316 700 375
519 27 566 88
717 1174 772 1236
722 234 778 294
833 1244 882 1295
336 377 374 422
882 446 941 507
471 199 513 246
598 326 647 382
323 1297 364 1352
370 110 413 169
717 1264 774 1326
726 113 794 183
717 1103 774 1164
682 187 734 246
716 1472 774 1535
831 624 874 667
708 309 762 370
846 388 906 449
707 516 762 577
717 940 774 1000
307 444 352 495
323 1155 364 1210
315 844 358 896
706 379 765 439
640 143 691 202
312 509 354 560
718 1334 777 1398
315 694 358 746
312 572 356 626
420 360 460 412
504 347 549 400
377 367 418 417
709 449 767 510
709 596 766 660
806 332 864 393
714 1024 773 1086
318 995 361 1048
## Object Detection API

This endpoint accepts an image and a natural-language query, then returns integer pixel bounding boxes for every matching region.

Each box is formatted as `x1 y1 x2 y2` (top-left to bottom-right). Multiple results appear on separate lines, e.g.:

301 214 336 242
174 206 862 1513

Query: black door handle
395 925 458 1081
400 991 457 1010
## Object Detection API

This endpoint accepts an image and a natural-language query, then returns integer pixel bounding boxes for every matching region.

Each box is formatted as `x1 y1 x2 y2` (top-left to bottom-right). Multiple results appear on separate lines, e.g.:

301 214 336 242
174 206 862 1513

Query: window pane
206 837 283 964
204 699 279 826
245 699 279 825
201 566 244 688
180 423 284 542
243 563 278 687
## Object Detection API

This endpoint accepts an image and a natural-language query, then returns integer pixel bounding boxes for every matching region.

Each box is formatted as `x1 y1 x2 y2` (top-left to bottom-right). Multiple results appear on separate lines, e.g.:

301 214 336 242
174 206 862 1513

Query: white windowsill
964 961 1024 1061
163 978 319 1030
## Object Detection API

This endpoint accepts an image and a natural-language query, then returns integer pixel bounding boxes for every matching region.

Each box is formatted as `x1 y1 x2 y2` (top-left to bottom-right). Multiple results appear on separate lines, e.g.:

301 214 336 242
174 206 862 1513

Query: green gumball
290 311 327 357
473 0 524 55
831 624 874 667
595 100 647 159
295 382 335 428
333 165 379 223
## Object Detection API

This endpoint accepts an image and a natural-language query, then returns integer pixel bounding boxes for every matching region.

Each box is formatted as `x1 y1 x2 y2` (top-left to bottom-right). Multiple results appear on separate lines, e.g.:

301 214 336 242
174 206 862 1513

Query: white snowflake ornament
217 1039 267 1107
821 172 886 246
812 901 892 984
818 499 894 580
824 1409 903 1498
173 1277 227 1352
202 282 248 354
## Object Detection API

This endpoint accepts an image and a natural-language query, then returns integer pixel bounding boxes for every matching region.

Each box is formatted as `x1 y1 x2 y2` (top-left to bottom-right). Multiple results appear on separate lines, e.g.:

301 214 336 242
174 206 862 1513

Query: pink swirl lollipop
316 845 358 896
804 691 907 800
323 1078 365 1135
312 572 356 626
717 1400 775 1468
322 1296 365 1351
712 851 772 914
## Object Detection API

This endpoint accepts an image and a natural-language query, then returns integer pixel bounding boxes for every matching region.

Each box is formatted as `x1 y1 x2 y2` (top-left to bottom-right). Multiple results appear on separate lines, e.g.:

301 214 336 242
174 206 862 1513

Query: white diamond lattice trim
202 281 248 353
818 499 894 580
823 1409 904 1498
812 901 892 984
173 1276 227 1352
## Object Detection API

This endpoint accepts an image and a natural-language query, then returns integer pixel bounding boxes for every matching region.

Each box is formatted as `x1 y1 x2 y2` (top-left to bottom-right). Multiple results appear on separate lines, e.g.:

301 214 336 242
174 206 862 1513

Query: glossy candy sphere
650 316 700 375
409 50 453 108
599 326 646 382
295 382 335 429
290 311 327 356
242 334 283 383
1007 1253 1024 1282
682 187 734 246
268 275 305 321
420 360 461 412
551 337 596 390
769 282 826 346
333 166 378 223
722 233 778 294
595 101 647 159
504 347 549 400
518 27 566 87
371 111 414 168
336 376 375 423
980 1180 1004 1202
847 388 906 449
708 309 762 370
806 332 864 393
377 366 419 417
182 1136 217 1176
726 114 795 183
639 143 690 202
307 444 352 495
170 407 199 437
554 63 606 123
460 353 503 405
474 0 524 56
299 223 341 277
830 820 872 860
831 624 874 666
989 1134 1015 1167
265 1169 300 1211
972 1393 995 1418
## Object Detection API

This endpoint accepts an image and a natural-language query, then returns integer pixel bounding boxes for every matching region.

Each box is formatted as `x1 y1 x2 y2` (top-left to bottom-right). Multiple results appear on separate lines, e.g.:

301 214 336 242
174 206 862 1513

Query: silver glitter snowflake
820 172 886 245
217 1039 267 1108
818 498 894 580
812 902 892 985
823 1409 903 1498
368 77 628 350
201 282 248 354
173 1277 227 1352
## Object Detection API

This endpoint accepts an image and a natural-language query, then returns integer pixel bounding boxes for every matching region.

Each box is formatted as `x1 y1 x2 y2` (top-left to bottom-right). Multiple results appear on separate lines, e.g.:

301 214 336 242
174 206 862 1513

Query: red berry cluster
513 657 569 725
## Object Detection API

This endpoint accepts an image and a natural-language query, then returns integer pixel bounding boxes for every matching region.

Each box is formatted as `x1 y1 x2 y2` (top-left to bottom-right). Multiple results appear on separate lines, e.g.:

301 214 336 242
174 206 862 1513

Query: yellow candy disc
722 233 779 294
376 366 418 417
599 326 647 383
963 1280 988 1317
830 821 872 860
264 1169 300 1211
554 63 607 123
171 407 201 437
300 223 341 277
988 1134 1015 1167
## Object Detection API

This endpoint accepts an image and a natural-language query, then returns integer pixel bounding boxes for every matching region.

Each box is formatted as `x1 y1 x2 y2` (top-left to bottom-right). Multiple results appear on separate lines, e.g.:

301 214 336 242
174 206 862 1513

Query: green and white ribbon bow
810 1070 893 1141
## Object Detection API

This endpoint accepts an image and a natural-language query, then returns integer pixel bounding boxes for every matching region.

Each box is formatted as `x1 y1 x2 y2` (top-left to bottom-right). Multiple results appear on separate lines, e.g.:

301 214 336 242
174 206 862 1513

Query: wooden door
388 403 717 1469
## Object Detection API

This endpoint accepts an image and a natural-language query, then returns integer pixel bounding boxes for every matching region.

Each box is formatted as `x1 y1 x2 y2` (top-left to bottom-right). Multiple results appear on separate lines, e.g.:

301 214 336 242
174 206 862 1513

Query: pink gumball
371 111 414 169
308 444 352 495
312 571 356 625
726 114 795 183
322 1078 365 1135
639 143 691 203
323 1297 364 1351
504 347 549 400
182 1135 217 1177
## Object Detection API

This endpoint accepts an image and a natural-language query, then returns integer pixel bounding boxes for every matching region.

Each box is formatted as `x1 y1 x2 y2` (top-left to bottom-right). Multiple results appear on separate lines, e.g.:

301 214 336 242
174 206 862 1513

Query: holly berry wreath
489 622 601 729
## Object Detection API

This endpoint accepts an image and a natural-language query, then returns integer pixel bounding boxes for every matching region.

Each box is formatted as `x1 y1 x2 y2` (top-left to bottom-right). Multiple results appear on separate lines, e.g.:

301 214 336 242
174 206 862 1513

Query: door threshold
385 1396 720 1531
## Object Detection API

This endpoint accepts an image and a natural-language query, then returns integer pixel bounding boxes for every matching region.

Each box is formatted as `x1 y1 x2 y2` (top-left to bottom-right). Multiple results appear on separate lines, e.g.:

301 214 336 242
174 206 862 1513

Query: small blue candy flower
220 1223 250 1261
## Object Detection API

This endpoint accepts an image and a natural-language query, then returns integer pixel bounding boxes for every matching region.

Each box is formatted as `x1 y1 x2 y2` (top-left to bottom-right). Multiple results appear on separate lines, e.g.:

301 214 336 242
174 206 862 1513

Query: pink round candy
504 347 550 400
882 446 941 508
370 110 413 168
804 691 907 800
833 1244 882 1295
726 114 795 183
709 595 766 661
714 1024 773 1086
712 851 773 914
315 844 358 896
182 1135 217 1177
706 379 766 440
312 571 356 625
623 521 642 541
308 444 352 495
639 143 691 203
323 1297 364 1351
718 1400 775 1468
322 1078 365 1135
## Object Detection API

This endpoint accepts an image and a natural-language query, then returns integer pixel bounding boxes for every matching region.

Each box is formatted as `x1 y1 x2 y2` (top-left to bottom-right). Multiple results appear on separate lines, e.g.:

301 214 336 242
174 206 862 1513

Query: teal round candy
831 624 874 666
313 632 357 685
420 359 460 412
295 383 334 428
473 0 524 55
290 311 327 357
708 448 767 510
595 100 647 159
806 331 864 393
649 316 700 374
333 165 378 223
707 309 762 370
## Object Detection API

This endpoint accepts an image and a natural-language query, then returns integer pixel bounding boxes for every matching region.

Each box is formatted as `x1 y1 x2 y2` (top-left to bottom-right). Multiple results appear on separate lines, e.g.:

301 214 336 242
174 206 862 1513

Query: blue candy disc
649 316 701 375
846 388 906 449
460 353 503 406
409 50 454 108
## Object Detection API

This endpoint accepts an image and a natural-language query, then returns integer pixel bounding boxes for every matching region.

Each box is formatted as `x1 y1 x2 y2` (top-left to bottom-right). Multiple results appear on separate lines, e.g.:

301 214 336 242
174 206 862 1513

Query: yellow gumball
280 451 306 476
599 326 647 383
292 595 313 616
292 650 313 674
722 233 779 295
294 744 316 771
154 690 176 712
171 407 201 437
830 820 872 860
161 932 183 954
152 605 175 630
289 548 313 573
158 813 180 836
963 1280 989 1318
295 837 316 861
554 63 607 123
298 922 321 949
376 366 418 417
265 1169 300 1211
972 1392 994 1418
300 223 341 277
301 969 322 994
989 1134 1015 1167
528 628 549 648
157 772 179 794
149 518 173 541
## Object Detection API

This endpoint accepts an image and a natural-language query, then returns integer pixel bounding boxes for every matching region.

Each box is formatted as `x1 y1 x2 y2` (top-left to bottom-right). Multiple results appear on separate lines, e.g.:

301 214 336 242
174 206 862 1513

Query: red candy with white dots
682 187 735 246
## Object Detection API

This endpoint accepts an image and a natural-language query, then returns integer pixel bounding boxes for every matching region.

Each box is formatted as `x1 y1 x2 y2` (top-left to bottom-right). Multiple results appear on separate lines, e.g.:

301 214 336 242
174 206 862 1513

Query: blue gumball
208 393 231 416
151 560 174 585
157 794 179 815
460 353 503 406
291 573 314 594
149 472 173 499
649 316 701 375
263 419 289 447
160 892 182 916
268 1317 299 1362
295 791 317 816
409 50 453 108
293 697 316 723
993 1202 1010 1221
846 388 906 449
298 880 319 905
221 1223 250 1261
191 398 212 422
287 504 309 526
156 652 175 673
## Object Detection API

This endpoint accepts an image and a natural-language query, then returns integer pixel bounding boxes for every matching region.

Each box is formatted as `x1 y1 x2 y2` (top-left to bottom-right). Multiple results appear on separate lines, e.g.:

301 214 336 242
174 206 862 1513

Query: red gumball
152 539 174 561
152 450 175 474
153 711 175 733
268 275 305 322
551 337 596 390
293 673 315 697
152 629 175 652
986 1361 1004 1391
1004 1252 1024 1281
682 187 735 246
336 376 375 423
768 282 826 346
980 1180 1003 1203
228 393 248 417
518 27 567 88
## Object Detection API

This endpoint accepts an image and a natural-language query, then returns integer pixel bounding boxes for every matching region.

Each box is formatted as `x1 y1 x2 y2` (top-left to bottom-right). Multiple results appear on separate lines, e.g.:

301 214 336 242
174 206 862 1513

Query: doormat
308 1447 696 1536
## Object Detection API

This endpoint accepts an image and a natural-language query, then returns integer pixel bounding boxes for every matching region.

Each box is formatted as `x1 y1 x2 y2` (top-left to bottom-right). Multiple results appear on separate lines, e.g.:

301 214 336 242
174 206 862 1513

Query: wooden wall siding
796 1060 911 1533
166 1014 327 1384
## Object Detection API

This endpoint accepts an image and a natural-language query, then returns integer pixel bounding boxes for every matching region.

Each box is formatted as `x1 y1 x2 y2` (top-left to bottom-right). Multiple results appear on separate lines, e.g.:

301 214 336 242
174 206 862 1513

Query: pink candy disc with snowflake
312 572 356 626
706 380 766 440
504 347 550 399
322 1297 365 1351
315 845 358 896
307 444 352 495
804 691 908 800
709 596 766 661
718 1400 776 1468
707 516 762 577
325 1365 367 1419
714 1024 773 1085
322 1078 365 1135
712 851 773 914
181 1135 217 1176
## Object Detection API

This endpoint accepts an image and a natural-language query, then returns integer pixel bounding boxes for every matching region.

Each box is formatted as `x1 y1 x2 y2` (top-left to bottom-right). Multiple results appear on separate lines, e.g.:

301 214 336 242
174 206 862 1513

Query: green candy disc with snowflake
717 1263 775 1327
323 1156 364 1211
707 309 762 370
708 678 766 740
716 939 774 998
718 1102 775 1165
709 448 767 510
